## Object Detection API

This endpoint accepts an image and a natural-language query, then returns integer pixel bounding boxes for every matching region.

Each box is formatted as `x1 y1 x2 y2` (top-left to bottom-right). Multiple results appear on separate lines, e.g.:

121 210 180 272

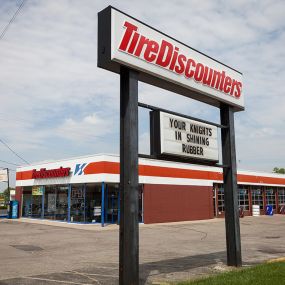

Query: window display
44 185 68 221
21 183 142 223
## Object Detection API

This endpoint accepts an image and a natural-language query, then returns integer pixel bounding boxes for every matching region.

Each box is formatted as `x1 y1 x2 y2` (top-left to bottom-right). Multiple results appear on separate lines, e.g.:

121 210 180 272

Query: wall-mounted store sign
32 167 70 179
150 111 218 162
98 6 244 111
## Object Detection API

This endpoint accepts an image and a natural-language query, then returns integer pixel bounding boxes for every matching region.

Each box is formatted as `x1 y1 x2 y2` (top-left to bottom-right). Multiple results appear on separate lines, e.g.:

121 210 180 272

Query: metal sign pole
7 168 10 192
119 66 139 285
220 104 242 266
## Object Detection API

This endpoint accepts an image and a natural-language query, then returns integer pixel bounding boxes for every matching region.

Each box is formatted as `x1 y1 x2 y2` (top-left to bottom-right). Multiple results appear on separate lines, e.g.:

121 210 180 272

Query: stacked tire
252 205 260 217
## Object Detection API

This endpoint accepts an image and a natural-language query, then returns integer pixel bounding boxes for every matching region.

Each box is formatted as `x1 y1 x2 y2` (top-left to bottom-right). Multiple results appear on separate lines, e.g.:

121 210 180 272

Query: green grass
176 262 285 285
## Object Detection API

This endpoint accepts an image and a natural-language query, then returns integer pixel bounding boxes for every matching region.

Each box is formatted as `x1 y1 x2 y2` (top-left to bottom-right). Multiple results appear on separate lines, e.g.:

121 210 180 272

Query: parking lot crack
69 270 103 285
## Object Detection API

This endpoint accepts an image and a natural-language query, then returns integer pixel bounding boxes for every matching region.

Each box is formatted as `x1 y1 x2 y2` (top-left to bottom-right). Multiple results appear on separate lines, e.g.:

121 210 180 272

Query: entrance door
106 185 119 224
70 185 85 222
105 184 143 223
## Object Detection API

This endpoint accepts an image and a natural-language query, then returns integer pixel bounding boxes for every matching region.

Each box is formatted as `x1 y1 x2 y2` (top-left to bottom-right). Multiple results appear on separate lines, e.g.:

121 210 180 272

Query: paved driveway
0 215 284 284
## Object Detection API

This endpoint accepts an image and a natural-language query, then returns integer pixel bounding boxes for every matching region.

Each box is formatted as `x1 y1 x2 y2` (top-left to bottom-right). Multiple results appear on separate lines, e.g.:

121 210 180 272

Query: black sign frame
98 6 243 285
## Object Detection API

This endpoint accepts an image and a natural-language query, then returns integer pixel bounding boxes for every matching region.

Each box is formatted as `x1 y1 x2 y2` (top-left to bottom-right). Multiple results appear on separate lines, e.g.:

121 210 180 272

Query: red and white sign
109 8 244 109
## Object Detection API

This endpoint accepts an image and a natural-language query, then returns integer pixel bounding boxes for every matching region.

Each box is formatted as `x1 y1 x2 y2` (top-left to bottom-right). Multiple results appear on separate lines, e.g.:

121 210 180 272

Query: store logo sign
98 7 244 110
74 163 87 175
118 21 242 99
32 167 70 179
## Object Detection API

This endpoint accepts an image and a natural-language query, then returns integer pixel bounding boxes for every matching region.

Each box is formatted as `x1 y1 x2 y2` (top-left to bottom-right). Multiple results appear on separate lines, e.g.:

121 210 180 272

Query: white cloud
55 113 116 142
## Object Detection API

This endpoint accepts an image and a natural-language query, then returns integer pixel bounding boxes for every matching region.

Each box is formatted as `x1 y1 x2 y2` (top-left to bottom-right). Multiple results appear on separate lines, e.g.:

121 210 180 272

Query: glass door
70 184 85 222
55 186 68 221
31 194 43 218
85 184 102 223
104 184 143 224
106 185 119 224
22 188 32 217
44 186 57 220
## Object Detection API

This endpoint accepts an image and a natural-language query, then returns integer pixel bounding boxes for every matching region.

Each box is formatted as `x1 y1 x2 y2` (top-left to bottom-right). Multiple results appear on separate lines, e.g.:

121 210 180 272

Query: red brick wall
15 186 23 217
143 184 214 224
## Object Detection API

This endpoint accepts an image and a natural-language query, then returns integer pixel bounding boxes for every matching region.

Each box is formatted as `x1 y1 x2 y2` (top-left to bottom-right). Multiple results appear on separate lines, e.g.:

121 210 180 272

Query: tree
273 167 285 174
2 187 14 204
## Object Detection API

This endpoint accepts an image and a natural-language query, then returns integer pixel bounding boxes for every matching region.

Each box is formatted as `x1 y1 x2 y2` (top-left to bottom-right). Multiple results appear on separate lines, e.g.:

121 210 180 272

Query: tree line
273 167 285 174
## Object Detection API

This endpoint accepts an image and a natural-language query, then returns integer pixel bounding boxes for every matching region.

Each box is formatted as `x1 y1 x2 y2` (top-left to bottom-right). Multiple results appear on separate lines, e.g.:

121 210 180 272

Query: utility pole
6 168 9 192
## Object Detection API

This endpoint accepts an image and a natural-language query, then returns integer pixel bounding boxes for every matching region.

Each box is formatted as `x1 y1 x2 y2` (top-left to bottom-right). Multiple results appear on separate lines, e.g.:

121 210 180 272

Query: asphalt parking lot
0 215 284 284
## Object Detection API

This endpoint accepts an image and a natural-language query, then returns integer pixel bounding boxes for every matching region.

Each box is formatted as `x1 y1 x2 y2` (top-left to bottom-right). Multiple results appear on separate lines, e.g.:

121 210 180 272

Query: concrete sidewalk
0 215 284 284
16 216 222 231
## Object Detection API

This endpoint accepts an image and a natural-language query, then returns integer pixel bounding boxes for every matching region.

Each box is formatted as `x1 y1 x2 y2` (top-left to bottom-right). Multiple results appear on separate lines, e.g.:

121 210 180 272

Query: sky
0 0 284 189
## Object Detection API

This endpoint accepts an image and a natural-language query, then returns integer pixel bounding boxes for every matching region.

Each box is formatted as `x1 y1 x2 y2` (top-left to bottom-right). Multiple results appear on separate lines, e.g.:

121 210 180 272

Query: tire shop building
15 154 285 225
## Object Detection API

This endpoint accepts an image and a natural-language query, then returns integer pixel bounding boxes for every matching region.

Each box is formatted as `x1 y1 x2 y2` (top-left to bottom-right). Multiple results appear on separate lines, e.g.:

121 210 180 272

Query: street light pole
6 168 9 192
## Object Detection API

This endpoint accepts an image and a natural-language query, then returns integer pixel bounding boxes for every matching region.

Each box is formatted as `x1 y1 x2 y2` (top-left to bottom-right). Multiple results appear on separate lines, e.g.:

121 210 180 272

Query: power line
0 0 27 41
0 159 19 166
0 139 29 164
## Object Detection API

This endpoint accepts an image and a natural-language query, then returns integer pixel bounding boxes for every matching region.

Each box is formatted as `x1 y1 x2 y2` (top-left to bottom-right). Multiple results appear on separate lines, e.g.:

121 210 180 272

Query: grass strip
176 261 285 285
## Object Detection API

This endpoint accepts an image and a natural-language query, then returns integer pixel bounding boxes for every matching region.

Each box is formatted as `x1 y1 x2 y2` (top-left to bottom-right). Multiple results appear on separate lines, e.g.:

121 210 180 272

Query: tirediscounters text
118 21 242 99
160 112 218 161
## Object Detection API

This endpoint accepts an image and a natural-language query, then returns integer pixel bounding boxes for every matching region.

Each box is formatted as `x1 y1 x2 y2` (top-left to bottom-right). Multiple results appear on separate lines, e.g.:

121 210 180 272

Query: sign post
98 5 244 283
220 105 242 266
119 66 139 285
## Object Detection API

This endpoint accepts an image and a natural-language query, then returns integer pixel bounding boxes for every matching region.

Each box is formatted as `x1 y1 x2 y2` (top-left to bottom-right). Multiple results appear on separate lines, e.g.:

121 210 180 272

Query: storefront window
251 186 264 210
56 186 68 221
278 188 285 206
265 187 276 209
238 185 249 211
31 195 42 218
30 186 44 218
22 187 32 217
106 184 119 224
44 185 68 221
21 182 145 223
85 184 102 223
44 186 56 219
139 184 143 223
70 184 85 222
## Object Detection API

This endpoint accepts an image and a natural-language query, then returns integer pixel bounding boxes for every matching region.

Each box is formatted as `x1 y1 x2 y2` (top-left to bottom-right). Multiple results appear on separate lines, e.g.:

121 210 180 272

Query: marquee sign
151 111 218 162
98 6 244 111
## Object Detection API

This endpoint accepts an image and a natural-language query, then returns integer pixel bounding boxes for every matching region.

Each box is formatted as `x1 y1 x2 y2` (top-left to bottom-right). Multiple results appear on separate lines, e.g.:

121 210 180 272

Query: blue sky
0 0 285 189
